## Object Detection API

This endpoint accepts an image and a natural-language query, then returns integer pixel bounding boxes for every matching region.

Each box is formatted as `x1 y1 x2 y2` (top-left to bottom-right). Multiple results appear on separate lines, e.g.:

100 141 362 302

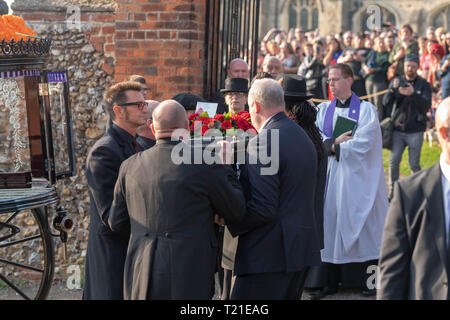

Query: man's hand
331 131 353 153
398 83 414 96
214 214 225 227
394 46 405 62
392 78 400 89
363 65 374 75
334 130 353 144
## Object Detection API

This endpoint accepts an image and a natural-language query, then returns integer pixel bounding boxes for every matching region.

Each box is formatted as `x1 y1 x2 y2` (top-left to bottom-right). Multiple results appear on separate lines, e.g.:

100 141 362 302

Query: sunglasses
118 101 147 112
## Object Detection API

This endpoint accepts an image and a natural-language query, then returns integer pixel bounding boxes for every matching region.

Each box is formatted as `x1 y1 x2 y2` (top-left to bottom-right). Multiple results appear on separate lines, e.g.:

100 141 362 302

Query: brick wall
114 0 207 100
14 0 208 100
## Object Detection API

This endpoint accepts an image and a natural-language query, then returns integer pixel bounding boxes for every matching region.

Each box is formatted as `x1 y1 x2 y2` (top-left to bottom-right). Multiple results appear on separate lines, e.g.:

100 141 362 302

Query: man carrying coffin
309 63 388 299
108 100 247 299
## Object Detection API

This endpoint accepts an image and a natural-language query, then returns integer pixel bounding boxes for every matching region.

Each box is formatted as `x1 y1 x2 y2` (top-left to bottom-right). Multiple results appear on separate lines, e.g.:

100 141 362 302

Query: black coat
108 139 247 300
382 75 431 133
315 154 327 250
378 163 450 300
136 135 156 150
227 112 322 276
83 124 138 300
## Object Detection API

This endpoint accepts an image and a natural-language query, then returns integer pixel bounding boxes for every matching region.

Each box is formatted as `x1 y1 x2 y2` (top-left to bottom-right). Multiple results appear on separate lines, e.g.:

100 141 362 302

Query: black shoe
361 288 376 297
307 286 338 300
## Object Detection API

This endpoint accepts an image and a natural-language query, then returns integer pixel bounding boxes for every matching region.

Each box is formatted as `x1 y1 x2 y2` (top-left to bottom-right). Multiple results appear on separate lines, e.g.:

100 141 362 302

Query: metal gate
204 0 260 99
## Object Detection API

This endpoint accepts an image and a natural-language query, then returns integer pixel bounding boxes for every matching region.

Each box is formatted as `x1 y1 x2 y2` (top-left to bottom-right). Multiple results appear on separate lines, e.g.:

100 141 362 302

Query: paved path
0 282 375 300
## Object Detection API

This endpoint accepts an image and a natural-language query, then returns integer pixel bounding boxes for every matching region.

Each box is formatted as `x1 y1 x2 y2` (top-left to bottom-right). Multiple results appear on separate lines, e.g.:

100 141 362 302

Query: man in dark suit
378 97 450 300
108 100 247 300
226 78 322 299
83 81 148 300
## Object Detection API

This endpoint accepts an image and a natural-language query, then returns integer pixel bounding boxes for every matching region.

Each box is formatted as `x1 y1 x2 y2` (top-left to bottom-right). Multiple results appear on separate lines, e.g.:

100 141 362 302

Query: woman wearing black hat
221 78 249 115
281 74 327 299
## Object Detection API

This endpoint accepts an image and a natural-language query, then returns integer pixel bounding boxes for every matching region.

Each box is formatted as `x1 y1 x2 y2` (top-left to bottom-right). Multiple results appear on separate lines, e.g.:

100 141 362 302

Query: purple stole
323 92 361 138
323 92 361 201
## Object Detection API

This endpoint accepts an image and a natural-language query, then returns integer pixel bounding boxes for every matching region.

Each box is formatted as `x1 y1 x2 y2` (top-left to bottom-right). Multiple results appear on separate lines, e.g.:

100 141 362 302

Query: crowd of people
258 24 450 199
259 24 450 114
82 23 450 301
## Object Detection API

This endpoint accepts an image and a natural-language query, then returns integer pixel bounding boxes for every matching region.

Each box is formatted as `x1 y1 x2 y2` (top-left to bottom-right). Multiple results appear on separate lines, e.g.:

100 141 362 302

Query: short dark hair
103 81 142 120
329 63 354 79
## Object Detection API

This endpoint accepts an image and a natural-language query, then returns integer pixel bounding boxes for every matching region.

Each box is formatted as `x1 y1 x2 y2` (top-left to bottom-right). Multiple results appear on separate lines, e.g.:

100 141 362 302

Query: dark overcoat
83 124 137 300
109 139 247 300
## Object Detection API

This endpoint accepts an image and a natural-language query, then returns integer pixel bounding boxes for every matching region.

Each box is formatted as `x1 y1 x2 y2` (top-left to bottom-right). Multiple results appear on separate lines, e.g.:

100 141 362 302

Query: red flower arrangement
189 110 256 138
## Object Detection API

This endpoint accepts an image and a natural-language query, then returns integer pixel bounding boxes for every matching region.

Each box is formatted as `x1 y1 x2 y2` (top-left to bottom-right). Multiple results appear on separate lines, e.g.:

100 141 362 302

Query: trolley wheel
0 207 55 300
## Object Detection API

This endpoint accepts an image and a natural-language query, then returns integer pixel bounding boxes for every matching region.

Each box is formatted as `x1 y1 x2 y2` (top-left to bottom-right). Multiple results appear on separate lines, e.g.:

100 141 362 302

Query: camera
398 78 410 87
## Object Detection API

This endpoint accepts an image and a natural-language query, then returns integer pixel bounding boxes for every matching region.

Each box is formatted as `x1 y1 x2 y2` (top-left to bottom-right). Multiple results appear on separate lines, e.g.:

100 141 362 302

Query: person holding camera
382 54 432 200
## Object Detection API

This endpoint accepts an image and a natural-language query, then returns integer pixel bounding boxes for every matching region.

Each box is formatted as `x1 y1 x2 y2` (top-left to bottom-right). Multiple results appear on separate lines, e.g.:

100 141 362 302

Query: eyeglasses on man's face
118 101 147 112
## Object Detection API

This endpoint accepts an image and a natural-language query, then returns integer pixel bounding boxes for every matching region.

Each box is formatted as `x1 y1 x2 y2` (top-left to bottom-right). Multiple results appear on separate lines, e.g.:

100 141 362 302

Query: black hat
171 92 206 111
220 78 249 94
281 74 314 100
404 53 420 65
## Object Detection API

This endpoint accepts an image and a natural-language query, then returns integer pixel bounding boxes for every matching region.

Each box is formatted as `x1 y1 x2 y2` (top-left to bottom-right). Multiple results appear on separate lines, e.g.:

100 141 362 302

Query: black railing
204 0 260 99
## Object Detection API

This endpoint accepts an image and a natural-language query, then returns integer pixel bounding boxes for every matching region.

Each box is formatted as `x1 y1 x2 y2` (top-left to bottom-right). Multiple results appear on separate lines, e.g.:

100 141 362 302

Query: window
288 0 319 30
432 5 450 30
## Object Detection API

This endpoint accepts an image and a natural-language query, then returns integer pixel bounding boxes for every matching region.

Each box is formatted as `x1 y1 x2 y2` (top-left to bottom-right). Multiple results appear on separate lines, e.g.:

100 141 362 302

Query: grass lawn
382 141 441 178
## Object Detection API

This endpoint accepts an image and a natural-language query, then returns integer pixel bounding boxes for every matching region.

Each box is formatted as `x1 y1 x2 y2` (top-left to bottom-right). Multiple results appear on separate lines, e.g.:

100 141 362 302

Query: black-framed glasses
118 101 147 112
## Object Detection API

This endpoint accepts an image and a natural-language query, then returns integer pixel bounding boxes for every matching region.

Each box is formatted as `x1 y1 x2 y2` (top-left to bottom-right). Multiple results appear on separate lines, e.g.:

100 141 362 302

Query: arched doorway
288 0 319 31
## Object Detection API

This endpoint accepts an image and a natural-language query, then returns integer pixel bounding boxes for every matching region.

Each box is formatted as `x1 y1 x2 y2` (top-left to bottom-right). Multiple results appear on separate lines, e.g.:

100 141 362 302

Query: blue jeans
388 130 424 198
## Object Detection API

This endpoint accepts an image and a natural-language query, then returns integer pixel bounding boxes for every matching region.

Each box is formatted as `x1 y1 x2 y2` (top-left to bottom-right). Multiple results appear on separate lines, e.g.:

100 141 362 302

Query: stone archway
352 2 400 33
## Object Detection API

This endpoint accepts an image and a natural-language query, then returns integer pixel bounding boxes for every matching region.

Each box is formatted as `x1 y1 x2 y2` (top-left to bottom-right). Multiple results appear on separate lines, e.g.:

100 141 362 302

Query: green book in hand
332 115 357 139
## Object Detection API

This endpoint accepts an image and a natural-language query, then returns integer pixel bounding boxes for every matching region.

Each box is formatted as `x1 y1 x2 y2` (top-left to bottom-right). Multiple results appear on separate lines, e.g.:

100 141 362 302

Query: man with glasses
84 81 148 299
308 63 388 299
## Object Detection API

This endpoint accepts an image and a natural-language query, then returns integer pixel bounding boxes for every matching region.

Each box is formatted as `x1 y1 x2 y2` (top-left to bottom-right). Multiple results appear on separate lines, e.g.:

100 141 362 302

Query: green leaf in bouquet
224 112 232 120
199 111 210 118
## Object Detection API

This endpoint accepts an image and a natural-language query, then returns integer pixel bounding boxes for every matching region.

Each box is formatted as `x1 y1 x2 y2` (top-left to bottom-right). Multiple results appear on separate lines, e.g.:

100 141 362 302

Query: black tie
132 139 141 153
